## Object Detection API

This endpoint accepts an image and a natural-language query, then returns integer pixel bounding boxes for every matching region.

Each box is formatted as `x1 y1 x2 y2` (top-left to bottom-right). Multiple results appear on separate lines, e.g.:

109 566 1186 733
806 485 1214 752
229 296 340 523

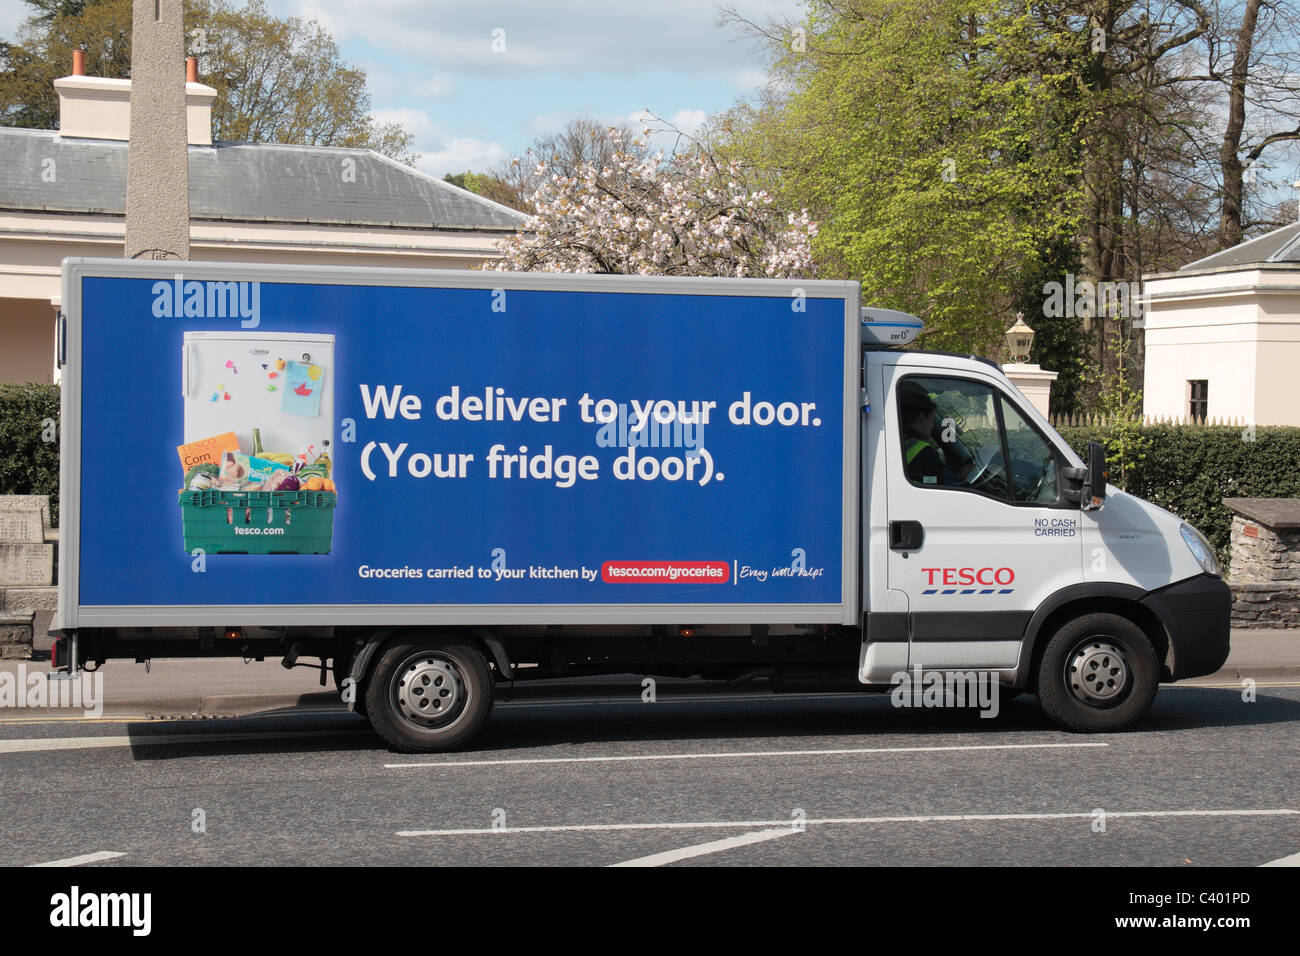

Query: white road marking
386 740 1107 769
1260 850 1300 867
0 728 369 754
610 828 797 867
1169 681 1300 690
398 808 1297 838
0 716 154 725
28 851 126 867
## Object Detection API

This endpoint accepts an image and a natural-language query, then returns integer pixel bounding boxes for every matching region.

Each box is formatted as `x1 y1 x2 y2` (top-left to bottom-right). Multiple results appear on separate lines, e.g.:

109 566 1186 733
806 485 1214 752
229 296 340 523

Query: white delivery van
856 317 1228 734
54 260 1229 751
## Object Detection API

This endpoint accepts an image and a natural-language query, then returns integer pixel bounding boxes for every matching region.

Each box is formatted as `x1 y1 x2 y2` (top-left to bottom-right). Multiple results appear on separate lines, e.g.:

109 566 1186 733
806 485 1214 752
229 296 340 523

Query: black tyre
365 639 493 752
1036 613 1158 732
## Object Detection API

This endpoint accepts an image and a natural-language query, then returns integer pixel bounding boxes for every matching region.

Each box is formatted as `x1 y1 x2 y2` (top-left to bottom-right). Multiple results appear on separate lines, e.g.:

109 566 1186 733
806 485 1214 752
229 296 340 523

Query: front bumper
1141 575 1231 680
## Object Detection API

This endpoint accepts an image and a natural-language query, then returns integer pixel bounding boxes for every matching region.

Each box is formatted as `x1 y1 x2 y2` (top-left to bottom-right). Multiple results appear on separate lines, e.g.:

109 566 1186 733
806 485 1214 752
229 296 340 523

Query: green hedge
0 383 60 526
1054 422 1300 564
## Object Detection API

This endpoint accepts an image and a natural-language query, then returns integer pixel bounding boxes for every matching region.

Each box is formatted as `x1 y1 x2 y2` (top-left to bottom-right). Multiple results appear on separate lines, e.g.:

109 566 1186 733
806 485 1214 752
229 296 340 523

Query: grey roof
0 127 526 231
1177 221 1300 273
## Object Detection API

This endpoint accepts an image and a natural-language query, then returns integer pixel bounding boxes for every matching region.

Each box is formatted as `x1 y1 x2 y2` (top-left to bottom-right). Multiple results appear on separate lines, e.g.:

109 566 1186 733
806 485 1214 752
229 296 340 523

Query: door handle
890 520 924 551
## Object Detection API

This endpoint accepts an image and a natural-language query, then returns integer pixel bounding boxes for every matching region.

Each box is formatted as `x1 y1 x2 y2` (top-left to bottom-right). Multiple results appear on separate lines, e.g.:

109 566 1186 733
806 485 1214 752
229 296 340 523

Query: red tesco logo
922 567 1015 586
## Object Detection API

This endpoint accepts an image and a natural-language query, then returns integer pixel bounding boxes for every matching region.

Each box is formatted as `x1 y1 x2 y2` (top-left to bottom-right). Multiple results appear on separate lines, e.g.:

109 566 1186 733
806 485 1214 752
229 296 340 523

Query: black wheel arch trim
1014 582 1174 688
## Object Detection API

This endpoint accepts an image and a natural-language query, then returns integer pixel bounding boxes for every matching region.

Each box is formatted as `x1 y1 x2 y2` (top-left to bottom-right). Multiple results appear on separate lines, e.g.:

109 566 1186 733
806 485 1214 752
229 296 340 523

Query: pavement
0 627 1295 720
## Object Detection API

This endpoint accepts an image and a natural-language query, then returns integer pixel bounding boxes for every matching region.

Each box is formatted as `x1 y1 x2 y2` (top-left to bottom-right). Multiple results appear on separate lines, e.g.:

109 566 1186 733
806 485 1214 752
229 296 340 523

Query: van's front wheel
366 639 493 752
1037 613 1158 732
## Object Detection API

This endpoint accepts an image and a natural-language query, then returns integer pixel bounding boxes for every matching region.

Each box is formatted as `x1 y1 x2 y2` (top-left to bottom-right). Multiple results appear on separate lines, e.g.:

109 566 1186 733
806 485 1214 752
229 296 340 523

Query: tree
718 0 1300 413
0 0 415 164
489 130 816 278
717 0 1085 354
443 171 526 211
482 118 656 214
1204 0 1300 247
0 0 131 130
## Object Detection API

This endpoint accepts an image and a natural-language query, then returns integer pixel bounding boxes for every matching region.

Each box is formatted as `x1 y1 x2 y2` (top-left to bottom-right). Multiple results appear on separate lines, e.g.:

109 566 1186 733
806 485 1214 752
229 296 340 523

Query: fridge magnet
281 360 323 417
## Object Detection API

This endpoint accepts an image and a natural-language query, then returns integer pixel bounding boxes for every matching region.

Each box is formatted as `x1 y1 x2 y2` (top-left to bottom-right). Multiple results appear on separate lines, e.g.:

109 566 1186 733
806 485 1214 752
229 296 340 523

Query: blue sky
0 0 804 177
269 0 805 177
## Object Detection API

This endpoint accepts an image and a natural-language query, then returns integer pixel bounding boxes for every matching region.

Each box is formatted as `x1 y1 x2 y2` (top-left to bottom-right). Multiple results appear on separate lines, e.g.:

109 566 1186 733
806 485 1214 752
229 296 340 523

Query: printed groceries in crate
178 431 335 493
176 430 239 471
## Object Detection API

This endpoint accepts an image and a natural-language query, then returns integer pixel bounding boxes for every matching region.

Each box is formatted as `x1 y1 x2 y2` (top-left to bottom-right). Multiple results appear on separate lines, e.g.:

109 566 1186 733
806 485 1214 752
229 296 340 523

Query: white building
0 64 526 384
1142 220 1300 426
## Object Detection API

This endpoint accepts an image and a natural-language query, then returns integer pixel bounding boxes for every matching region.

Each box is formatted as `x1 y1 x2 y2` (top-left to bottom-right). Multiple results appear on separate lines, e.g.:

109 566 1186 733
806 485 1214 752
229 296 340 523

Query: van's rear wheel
1037 613 1158 732
366 639 493 752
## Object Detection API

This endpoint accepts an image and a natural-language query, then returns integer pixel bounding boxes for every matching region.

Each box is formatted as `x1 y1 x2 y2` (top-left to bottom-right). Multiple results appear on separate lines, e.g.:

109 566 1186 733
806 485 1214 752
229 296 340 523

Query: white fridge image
182 330 334 458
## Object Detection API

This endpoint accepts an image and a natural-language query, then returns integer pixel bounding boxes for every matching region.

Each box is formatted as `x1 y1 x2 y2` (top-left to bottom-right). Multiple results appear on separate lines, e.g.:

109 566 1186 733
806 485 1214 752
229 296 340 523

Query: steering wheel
963 446 995 486
964 448 1009 496
1026 456 1055 502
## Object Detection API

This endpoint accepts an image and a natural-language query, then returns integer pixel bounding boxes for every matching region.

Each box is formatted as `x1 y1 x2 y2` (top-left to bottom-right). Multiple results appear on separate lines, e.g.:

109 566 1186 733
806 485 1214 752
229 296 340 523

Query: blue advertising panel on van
73 274 848 608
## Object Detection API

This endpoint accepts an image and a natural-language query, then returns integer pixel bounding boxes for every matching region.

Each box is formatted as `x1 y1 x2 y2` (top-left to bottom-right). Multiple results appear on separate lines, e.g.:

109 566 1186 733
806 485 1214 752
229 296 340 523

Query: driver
899 381 975 486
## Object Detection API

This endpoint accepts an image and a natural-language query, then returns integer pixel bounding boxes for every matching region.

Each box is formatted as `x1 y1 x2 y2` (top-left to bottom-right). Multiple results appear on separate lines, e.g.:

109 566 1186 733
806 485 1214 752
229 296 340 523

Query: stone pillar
1001 363 1059 418
124 0 189 261
1222 498 1300 627
0 495 57 659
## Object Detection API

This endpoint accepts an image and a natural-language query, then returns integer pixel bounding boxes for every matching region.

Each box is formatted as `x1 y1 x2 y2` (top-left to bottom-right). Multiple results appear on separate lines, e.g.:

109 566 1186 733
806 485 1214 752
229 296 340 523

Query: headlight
1180 523 1221 577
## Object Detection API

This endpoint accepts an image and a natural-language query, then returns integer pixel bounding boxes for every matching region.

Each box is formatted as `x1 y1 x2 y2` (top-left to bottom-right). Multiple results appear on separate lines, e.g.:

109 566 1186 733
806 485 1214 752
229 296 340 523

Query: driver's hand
957 461 974 480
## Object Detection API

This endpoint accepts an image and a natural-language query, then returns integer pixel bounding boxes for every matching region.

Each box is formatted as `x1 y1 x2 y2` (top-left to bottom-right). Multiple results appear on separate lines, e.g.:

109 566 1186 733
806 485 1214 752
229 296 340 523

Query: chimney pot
186 56 198 83
72 49 85 76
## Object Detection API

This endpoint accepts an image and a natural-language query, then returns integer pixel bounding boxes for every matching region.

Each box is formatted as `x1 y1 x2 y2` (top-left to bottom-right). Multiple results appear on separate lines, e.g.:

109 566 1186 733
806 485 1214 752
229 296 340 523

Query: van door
882 366 1082 670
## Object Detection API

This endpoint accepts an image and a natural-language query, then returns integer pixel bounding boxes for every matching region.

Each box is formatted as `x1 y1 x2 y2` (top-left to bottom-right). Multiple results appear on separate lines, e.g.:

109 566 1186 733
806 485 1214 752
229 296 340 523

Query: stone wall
0 495 57 656
1227 513 1300 628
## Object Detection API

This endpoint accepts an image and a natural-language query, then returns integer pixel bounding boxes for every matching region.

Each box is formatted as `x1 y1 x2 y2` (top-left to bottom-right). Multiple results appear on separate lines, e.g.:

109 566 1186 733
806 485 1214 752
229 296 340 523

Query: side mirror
1082 441 1108 510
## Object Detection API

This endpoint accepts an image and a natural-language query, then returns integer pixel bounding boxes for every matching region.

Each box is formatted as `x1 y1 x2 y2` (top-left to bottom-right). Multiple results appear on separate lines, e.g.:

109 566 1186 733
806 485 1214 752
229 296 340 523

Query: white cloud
362 65 400 103
372 106 437 140
365 68 453 104
728 67 770 90
669 108 708 135
276 0 806 74
418 137 510 178
372 106 508 176
529 110 589 136
410 74 454 98
628 108 710 149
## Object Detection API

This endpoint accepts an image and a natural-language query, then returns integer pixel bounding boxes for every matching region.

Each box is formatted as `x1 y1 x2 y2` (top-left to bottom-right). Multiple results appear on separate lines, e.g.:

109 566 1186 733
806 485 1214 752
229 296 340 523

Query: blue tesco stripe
920 588 1016 597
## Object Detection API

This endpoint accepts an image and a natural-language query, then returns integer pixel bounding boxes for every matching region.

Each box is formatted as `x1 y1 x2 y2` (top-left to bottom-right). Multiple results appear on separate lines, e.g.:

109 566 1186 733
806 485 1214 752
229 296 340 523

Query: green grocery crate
179 489 337 554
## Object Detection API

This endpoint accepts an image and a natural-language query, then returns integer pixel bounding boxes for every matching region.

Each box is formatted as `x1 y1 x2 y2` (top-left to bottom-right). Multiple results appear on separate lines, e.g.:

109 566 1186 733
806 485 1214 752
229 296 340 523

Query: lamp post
1000 312 1056 417
1004 312 1035 363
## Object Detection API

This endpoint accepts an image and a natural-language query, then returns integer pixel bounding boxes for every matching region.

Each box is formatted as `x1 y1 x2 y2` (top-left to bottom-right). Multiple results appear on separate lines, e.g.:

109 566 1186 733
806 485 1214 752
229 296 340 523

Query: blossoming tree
490 132 817 278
